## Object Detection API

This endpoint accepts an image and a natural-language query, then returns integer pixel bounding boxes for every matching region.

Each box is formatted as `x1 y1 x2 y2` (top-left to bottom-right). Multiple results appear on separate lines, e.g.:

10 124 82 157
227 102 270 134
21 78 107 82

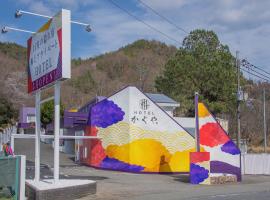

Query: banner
27 9 71 93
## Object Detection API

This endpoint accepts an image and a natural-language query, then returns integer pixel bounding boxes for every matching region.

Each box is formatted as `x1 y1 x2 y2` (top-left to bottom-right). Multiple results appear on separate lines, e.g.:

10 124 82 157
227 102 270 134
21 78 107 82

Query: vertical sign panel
27 9 71 93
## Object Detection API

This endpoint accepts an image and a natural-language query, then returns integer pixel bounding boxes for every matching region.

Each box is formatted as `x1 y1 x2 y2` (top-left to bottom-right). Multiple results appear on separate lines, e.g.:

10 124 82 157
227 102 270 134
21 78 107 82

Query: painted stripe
210 160 241 181
202 145 240 168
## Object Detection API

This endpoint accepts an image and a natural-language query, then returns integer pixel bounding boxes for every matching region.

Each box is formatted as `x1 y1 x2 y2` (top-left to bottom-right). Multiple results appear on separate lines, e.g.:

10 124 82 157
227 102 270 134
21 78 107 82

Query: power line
107 0 182 46
242 59 270 77
241 63 270 80
241 67 270 82
136 0 188 34
234 60 270 82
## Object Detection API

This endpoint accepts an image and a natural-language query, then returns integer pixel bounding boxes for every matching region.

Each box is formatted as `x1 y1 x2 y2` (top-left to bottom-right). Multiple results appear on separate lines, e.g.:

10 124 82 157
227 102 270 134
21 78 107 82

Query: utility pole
236 51 241 150
263 88 267 153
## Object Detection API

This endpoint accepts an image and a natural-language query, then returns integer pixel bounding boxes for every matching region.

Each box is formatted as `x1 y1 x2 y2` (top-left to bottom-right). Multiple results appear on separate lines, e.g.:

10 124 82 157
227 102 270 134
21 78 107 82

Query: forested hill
0 39 177 109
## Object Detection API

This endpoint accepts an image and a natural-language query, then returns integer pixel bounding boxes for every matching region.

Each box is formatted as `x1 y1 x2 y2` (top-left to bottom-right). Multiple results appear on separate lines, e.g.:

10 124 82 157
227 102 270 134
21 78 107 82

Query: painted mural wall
198 103 241 181
79 86 241 177
190 152 210 184
81 86 195 172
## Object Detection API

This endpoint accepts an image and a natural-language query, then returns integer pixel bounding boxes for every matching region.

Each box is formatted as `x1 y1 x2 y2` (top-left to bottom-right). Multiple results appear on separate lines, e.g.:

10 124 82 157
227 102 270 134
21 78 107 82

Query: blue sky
0 0 270 72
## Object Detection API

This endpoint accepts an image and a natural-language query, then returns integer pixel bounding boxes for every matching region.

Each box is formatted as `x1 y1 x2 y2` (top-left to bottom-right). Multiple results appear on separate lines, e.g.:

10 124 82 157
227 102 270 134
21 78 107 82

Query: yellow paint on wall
98 122 195 154
198 103 210 117
105 138 206 172
106 139 171 170
169 151 192 172
38 19 52 33
105 144 129 162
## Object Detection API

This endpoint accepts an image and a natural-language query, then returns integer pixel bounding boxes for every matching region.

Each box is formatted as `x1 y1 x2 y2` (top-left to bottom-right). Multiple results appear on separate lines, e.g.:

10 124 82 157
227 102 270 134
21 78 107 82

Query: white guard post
54 81 60 182
35 90 41 182
20 155 26 200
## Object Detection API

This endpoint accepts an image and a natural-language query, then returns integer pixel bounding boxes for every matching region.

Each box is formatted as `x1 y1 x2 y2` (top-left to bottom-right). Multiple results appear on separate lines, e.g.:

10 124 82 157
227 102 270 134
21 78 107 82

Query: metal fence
241 154 270 175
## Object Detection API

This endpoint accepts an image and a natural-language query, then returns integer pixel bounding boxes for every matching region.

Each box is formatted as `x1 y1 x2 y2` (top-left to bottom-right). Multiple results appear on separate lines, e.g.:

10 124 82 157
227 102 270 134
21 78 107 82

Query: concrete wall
241 154 270 175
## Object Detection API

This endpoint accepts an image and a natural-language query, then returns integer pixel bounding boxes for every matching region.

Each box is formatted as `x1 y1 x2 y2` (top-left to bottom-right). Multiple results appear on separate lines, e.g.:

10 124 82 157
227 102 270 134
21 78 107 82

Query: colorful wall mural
79 86 241 178
198 103 241 181
81 86 195 173
190 152 210 184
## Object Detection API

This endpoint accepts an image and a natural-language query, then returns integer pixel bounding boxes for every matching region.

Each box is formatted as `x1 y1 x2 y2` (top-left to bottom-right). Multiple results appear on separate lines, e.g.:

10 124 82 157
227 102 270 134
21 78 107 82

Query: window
27 114 36 123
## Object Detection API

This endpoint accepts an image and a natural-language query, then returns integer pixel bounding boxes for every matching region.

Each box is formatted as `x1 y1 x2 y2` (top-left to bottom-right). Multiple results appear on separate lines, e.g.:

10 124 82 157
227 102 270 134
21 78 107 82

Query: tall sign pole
54 82 60 181
27 9 71 182
195 92 200 152
34 91 41 182
53 9 71 182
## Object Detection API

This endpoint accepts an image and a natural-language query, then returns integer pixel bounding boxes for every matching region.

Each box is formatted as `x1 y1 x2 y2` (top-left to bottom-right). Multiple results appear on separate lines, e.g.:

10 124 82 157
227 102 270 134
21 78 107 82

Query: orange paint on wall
198 103 210 117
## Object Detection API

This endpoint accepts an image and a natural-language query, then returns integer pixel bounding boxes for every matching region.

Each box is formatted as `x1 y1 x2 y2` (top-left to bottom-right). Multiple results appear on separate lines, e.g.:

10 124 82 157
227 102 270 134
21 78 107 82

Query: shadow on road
62 175 108 181
170 174 190 183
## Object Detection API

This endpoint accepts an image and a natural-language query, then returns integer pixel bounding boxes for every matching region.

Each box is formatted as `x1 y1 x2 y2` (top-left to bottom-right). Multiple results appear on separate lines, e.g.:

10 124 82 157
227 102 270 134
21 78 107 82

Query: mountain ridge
0 39 177 110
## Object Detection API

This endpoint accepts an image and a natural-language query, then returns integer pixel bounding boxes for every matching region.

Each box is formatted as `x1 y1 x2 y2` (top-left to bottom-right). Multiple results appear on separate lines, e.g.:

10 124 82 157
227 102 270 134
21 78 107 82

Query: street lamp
85 24 92 32
15 10 22 18
1 26 8 33
1 26 35 34
14 9 92 32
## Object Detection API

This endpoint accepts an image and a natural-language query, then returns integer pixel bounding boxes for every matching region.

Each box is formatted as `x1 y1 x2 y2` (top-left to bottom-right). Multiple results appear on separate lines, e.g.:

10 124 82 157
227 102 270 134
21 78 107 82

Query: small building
18 107 35 134
76 86 241 181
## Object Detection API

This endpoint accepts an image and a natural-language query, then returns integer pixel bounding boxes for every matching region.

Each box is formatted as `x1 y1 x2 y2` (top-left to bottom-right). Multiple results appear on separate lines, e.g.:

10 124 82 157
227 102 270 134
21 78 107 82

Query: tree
41 100 64 128
0 96 17 128
156 29 241 116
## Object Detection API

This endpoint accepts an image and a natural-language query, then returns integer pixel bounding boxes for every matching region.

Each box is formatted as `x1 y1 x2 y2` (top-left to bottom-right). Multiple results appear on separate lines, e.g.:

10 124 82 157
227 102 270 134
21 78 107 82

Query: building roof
145 93 179 105
174 117 195 137
78 96 106 113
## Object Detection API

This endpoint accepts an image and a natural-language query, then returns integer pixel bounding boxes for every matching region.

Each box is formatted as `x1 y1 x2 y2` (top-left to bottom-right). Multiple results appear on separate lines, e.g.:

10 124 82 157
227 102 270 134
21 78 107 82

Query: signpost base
25 179 96 200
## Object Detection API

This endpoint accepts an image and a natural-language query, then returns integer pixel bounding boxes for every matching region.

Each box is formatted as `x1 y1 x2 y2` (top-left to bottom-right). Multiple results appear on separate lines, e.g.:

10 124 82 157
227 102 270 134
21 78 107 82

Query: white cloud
10 0 270 71
81 6 183 57
28 1 53 15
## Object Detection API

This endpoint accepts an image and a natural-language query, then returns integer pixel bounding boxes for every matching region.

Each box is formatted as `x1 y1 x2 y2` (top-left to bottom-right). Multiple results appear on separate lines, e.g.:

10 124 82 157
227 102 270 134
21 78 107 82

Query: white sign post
35 91 41 182
54 81 60 181
27 9 71 183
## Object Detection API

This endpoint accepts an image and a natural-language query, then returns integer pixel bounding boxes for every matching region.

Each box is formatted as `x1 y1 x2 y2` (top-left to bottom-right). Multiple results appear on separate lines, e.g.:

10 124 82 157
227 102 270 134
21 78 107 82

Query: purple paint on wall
19 107 35 124
100 157 144 172
63 111 88 127
88 99 125 128
221 140 241 155
210 160 241 181
18 107 35 128
190 163 209 184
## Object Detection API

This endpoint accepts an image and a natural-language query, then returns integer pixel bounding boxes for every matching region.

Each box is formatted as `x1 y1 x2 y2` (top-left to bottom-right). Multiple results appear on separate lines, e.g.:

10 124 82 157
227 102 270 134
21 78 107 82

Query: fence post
19 155 26 200
11 134 15 152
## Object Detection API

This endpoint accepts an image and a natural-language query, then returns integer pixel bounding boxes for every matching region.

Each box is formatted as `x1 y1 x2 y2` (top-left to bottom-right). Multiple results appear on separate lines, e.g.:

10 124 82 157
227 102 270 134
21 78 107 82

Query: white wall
241 154 270 175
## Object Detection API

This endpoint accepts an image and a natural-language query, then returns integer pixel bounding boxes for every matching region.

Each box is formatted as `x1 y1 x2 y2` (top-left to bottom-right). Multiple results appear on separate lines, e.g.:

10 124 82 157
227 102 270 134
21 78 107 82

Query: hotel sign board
27 9 71 93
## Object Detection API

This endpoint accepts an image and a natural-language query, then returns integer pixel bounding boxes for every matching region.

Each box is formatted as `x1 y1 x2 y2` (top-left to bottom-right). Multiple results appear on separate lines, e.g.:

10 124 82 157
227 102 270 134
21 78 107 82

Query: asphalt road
189 191 270 200
14 139 270 200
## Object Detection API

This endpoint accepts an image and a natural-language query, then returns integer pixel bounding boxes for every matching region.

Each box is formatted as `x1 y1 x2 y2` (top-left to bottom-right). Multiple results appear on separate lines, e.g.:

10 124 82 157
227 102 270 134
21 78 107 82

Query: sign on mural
27 9 71 93
131 98 159 125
